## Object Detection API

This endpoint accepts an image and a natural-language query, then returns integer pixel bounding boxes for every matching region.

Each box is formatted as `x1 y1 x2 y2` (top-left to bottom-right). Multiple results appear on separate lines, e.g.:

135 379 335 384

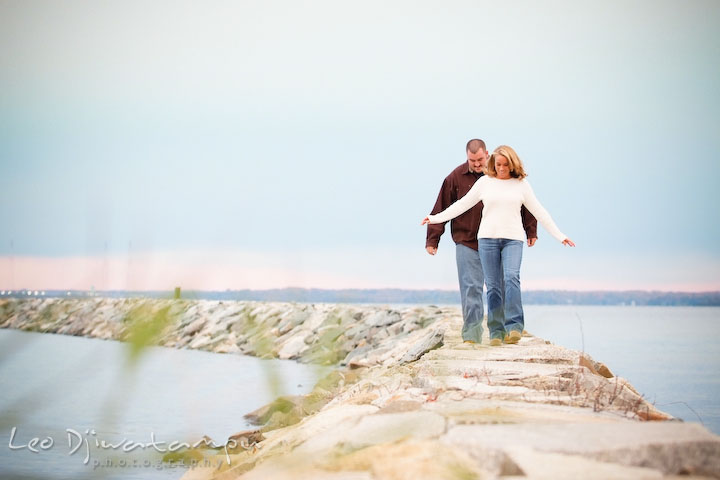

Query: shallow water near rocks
0 329 331 480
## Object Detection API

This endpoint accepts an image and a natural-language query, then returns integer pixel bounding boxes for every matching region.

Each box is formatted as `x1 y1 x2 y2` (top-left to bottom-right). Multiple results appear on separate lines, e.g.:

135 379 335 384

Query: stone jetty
0 297 447 366
1 297 719 479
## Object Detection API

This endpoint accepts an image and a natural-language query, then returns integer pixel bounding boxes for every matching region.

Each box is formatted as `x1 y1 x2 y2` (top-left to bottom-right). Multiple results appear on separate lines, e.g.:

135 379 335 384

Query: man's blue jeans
478 238 524 340
456 244 484 343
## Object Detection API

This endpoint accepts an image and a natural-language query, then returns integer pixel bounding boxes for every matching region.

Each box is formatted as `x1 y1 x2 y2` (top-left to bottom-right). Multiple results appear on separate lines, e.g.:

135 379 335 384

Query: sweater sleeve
428 176 483 224
520 180 567 242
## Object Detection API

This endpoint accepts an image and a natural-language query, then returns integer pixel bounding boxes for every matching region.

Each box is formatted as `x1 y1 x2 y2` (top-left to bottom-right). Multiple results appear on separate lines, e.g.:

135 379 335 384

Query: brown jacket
426 162 538 251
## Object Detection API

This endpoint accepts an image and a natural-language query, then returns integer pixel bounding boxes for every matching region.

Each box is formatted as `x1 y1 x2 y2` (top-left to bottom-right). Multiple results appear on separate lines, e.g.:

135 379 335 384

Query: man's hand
527 237 537 247
426 246 437 255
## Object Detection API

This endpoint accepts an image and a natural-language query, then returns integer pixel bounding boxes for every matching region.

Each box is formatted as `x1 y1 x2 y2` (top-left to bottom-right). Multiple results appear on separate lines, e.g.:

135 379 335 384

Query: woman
422 145 575 346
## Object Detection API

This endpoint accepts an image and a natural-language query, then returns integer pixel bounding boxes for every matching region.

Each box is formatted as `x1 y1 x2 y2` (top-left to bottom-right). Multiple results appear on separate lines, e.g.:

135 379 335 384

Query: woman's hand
421 216 430 225
562 238 576 247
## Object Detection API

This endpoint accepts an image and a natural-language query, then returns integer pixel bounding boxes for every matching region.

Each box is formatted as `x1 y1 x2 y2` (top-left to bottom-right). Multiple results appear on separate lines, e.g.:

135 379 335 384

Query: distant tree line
6 288 719 306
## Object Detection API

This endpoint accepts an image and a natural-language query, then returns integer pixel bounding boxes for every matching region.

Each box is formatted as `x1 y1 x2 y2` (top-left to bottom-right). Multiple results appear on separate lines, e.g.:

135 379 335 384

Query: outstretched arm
521 180 574 246
422 177 484 225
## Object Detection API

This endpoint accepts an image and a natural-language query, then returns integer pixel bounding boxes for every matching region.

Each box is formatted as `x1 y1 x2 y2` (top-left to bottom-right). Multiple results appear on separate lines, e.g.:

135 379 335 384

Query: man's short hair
466 139 486 153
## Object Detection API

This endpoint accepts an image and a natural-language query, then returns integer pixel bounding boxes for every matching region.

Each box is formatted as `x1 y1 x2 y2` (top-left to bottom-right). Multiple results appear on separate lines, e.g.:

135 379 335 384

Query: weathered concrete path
180 313 720 480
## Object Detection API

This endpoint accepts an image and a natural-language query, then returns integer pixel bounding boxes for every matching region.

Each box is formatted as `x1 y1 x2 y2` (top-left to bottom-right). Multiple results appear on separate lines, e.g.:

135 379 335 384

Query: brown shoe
489 338 502 347
505 330 522 344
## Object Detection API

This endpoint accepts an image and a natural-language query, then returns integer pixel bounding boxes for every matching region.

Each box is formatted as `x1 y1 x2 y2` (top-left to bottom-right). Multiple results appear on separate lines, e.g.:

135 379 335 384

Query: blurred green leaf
121 304 176 363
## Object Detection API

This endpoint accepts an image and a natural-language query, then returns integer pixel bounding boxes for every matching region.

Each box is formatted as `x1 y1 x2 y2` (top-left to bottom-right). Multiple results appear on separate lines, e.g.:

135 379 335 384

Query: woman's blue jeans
478 238 524 340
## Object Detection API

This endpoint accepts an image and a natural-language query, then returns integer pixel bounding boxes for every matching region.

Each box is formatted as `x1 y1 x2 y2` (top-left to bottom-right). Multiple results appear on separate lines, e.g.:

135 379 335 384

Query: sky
1 0 719 292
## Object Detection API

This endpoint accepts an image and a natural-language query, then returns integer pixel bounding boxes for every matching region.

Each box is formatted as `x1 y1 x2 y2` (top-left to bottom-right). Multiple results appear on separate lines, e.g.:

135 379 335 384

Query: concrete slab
442 422 720 476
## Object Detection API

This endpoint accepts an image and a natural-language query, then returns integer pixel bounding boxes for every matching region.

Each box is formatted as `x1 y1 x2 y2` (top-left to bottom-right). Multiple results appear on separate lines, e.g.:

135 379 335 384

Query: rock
399 327 444 364
184 318 206 336
387 320 405 336
377 327 392 342
206 321 228 338
375 400 423 414
276 310 310 335
580 354 615 378
227 429 265 453
277 334 311 359
363 310 401 327
341 344 373 366
347 344 396 368
508 447 664 479
244 395 305 426
259 404 379 456
596 362 614 379
188 335 212 349
215 333 241 353
303 309 330 332
235 463 374 480
319 441 485 480
343 322 368 340
295 410 446 453
441 422 720 477
300 342 345 365
316 325 346 345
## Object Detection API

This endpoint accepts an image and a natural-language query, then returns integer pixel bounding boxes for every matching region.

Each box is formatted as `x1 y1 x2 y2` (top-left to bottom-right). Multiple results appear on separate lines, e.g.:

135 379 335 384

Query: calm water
0 330 331 480
1 306 718 479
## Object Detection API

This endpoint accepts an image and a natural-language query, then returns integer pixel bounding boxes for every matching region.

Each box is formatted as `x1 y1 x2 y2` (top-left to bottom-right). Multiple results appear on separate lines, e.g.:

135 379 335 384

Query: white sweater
428 176 567 243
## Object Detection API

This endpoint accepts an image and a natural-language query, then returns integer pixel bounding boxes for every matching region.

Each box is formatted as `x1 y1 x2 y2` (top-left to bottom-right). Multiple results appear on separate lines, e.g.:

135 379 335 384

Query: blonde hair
487 145 527 179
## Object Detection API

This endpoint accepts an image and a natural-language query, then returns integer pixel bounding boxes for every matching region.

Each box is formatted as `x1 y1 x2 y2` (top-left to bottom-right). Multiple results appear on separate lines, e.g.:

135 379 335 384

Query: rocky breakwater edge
1 298 720 479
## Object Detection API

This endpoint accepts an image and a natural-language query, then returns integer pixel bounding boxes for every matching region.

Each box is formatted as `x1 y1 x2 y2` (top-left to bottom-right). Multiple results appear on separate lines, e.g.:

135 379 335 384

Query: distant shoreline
2 288 719 306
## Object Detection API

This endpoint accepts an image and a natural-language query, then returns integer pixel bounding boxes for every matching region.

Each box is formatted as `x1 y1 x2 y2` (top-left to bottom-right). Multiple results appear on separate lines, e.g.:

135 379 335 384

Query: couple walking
422 139 574 347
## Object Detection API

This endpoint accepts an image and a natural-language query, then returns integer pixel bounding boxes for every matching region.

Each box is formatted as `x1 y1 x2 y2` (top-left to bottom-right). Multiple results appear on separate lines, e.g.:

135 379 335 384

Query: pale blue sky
1 0 719 291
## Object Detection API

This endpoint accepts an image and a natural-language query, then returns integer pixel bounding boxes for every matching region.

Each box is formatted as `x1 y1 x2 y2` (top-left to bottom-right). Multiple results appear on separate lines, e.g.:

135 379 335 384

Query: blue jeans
455 244 484 343
478 238 524 340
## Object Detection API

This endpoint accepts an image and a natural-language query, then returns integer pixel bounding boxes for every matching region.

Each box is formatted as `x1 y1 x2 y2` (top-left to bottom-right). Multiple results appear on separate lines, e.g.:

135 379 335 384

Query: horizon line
2 287 719 295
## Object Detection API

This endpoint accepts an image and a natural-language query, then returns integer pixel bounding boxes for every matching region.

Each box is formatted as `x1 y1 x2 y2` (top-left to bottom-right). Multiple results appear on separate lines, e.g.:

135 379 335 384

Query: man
426 139 537 343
